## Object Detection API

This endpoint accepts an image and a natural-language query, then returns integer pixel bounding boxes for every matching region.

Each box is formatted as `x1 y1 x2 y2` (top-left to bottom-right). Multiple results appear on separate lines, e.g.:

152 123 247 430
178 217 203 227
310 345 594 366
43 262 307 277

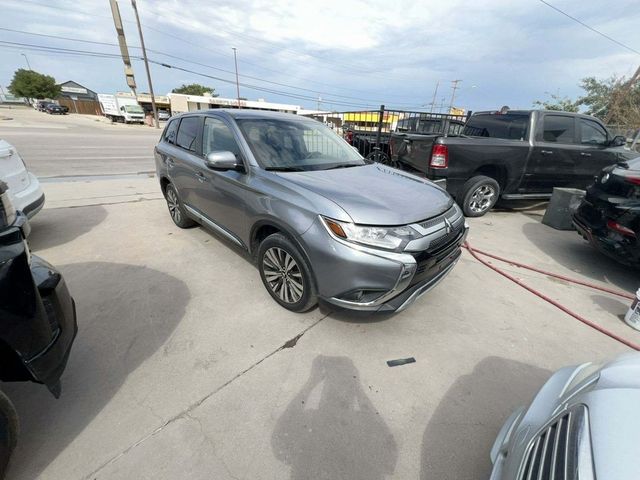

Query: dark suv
154 110 467 313
0 182 77 478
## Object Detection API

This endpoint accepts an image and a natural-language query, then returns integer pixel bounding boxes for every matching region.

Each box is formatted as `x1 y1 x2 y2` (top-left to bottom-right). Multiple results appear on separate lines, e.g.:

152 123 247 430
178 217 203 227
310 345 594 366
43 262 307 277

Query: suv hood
278 164 452 225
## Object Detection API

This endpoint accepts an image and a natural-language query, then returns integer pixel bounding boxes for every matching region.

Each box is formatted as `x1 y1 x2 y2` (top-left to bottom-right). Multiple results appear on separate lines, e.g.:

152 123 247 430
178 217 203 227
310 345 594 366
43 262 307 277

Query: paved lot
1 109 639 480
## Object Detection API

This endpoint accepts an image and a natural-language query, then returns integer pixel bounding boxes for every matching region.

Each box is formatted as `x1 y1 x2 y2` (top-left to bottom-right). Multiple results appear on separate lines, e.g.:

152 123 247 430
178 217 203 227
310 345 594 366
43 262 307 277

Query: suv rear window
463 113 529 140
176 117 200 151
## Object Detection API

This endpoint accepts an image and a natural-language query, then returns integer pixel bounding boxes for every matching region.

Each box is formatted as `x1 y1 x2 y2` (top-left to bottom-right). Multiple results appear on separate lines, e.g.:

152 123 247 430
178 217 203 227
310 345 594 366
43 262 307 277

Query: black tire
459 175 500 217
164 183 196 228
257 233 318 312
0 391 19 480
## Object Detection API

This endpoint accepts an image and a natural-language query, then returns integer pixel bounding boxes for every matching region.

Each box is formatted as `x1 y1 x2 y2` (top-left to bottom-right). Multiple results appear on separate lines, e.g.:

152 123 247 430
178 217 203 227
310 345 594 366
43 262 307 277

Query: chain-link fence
304 106 469 162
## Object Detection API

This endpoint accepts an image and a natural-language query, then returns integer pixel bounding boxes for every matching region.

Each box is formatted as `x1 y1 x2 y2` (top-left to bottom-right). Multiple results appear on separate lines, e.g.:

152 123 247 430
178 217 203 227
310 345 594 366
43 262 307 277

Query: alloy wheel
469 184 496 214
166 188 182 224
262 247 304 304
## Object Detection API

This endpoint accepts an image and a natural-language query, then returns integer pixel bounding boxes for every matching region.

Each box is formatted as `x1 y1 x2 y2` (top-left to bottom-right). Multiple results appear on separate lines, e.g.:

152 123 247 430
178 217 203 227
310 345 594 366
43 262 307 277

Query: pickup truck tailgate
391 133 439 173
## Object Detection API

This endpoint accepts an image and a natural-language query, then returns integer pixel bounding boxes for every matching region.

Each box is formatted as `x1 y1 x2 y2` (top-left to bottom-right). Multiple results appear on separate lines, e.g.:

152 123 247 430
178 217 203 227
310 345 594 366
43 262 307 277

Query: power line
537 0 640 56
3 0 420 101
0 28 423 107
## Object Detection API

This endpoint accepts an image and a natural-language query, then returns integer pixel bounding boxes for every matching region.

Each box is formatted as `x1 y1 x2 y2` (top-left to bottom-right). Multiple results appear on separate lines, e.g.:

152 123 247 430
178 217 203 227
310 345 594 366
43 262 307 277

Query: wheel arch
472 164 508 191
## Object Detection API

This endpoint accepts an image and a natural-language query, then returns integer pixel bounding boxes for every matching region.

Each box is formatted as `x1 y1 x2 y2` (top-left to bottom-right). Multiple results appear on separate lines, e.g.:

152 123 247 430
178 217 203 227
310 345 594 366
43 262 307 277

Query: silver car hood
278 164 452 225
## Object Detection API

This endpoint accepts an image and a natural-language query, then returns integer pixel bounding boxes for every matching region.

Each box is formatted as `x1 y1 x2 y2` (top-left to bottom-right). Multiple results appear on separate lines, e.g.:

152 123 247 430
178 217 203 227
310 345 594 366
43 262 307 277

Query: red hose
464 241 640 351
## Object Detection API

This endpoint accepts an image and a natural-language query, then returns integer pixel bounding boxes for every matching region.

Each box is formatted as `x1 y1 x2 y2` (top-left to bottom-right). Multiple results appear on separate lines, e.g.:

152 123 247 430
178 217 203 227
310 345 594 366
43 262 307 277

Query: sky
1 0 640 112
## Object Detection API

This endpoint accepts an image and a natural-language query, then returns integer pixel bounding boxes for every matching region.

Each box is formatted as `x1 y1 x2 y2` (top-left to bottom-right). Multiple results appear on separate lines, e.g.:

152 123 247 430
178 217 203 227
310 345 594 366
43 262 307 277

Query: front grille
427 216 465 252
519 406 589 480
418 203 458 230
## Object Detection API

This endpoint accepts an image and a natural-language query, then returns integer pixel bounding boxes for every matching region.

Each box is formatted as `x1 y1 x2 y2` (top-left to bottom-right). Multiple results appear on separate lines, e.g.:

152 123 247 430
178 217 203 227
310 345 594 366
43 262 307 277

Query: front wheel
258 233 317 312
459 175 500 217
0 391 19 480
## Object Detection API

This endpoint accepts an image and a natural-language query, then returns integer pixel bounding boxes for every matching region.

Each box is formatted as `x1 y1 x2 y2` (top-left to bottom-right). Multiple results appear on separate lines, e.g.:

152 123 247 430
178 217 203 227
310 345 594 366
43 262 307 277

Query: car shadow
2 261 190 480
521 222 638 293
27 205 108 251
272 355 398 480
591 294 631 321
420 357 551 480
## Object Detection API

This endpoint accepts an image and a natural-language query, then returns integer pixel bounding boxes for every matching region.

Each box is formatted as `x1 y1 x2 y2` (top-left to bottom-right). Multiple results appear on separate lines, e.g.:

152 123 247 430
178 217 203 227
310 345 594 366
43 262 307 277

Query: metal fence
304 106 469 162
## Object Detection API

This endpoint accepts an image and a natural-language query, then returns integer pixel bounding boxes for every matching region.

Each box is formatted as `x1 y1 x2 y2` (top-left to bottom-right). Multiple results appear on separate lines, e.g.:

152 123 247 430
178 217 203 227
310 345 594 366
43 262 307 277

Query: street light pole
131 0 159 128
21 53 32 70
232 47 241 108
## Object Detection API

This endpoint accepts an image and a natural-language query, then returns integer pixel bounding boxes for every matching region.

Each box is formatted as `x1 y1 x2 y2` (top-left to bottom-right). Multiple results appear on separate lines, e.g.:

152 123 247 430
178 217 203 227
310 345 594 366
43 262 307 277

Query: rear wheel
459 175 500 217
0 391 18 480
257 233 317 312
164 183 196 228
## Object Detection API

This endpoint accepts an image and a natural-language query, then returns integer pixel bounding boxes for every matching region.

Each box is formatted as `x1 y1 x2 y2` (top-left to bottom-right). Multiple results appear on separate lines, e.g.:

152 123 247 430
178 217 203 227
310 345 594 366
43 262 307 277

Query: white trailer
98 94 145 124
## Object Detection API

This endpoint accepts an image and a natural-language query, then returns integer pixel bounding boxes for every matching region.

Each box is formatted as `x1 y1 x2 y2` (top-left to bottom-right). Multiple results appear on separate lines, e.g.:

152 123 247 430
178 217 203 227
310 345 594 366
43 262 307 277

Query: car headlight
322 216 421 250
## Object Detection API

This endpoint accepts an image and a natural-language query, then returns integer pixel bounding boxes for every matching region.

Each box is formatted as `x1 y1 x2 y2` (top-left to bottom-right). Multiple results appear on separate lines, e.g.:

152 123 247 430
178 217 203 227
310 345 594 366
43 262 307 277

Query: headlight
322 216 421 250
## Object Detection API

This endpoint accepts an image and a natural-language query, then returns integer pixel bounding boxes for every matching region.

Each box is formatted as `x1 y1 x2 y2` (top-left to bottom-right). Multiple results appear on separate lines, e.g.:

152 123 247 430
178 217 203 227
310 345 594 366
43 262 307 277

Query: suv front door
193 116 249 246
524 113 580 193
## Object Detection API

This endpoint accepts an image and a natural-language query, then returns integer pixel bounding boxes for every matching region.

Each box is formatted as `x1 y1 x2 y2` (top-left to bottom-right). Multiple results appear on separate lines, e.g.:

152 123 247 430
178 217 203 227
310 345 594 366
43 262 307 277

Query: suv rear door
524 113 580 192
164 115 203 211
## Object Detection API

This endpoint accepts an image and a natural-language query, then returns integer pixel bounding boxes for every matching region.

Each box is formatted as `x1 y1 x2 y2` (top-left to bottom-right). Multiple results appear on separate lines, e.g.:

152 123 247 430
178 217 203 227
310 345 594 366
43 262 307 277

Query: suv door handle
540 150 554 155
195 171 208 183
580 152 592 157
165 157 175 168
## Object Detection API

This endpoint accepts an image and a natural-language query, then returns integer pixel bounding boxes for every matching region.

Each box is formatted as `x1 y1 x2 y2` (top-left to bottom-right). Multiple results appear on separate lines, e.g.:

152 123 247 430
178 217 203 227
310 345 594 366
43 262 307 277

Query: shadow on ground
420 357 551 480
272 355 398 480
27 205 108 251
522 222 638 293
2 262 190 480
591 294 631 321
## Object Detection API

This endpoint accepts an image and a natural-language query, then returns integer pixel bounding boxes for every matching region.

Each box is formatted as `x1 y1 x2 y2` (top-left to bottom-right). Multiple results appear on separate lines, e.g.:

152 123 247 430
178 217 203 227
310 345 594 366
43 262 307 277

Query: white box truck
98 94 145 124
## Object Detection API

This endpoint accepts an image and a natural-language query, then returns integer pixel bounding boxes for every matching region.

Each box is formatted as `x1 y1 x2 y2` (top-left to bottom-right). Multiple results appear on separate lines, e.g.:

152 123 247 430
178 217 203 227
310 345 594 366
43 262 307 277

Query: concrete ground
1 109 639 480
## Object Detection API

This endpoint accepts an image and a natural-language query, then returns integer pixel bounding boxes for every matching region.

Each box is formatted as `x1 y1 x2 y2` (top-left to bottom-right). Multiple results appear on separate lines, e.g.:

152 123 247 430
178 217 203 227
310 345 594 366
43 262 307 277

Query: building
168 93 300 115
57 80 101 115
136 92 171 114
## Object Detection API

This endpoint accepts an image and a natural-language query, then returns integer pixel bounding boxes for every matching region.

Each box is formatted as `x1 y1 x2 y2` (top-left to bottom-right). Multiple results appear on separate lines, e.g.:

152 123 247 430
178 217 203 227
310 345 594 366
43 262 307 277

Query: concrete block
542 188 585 230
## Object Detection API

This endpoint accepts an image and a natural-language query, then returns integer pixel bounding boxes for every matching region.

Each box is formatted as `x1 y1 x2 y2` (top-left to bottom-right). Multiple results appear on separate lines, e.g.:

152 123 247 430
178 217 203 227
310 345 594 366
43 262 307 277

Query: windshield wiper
323 163 364 170
264 166 305 172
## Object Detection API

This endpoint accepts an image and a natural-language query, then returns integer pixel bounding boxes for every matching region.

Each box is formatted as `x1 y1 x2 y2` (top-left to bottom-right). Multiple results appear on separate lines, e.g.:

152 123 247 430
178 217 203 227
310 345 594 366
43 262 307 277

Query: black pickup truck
388 109 634 216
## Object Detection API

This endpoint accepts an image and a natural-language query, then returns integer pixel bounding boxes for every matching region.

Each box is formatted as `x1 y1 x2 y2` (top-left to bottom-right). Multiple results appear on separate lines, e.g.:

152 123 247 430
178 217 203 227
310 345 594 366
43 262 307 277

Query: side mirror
205 151 241 171
610 135 626 147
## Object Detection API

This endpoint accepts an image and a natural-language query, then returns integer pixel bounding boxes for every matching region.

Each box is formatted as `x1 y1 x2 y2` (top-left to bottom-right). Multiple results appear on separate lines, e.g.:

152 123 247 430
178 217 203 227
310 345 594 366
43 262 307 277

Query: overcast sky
2 0 639 112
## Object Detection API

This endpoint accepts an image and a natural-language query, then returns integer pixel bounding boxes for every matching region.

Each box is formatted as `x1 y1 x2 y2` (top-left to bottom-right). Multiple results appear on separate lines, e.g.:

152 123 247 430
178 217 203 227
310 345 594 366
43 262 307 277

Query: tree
8 69 60 100
533 93 579 112
171 83 218 96
578 76 640 126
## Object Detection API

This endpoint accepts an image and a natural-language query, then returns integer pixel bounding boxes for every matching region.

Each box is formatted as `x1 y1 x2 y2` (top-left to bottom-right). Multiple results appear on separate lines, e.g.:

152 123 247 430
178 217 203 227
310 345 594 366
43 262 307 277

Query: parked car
59 105 69 114
35 101 49 112
44 103 65 115
0 139 44 218
155 110 467 313
489 353 640 480
573 157 640 267
389 109 634 216
158 110 171 121
0 181 77 479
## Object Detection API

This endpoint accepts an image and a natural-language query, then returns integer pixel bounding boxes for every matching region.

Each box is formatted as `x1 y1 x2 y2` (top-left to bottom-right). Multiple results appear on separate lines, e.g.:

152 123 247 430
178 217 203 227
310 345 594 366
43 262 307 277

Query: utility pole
109 0 137 95
21 53 32 70
429 80 439 112
317 96 322 111
131 0 158 128
448 79 462 114
232 47 241 108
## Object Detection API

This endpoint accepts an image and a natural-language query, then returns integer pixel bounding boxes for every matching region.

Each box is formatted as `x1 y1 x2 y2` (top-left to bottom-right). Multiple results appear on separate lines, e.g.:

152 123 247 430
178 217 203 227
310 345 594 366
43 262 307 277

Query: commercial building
57 80 101 115
168 93 300 115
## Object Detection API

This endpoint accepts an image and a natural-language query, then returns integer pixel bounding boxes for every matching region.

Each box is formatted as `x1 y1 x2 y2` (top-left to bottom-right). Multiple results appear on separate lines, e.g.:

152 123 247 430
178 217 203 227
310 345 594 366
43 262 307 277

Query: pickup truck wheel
365 150 395 166
164 183 196 228
0 390 19 480
460 175 500 217
258 233 318 313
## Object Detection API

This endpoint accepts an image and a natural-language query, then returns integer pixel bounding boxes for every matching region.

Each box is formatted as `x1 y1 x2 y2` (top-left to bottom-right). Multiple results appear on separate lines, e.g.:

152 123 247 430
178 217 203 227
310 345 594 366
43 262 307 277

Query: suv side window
541 115 575 144
176 116 200 152
579 119 608 145
163 119 178 145
202 117 241 157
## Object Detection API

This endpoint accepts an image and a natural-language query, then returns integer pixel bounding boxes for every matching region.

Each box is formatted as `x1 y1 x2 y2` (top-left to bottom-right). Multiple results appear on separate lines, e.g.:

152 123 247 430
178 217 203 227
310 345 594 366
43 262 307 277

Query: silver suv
154 110 468 313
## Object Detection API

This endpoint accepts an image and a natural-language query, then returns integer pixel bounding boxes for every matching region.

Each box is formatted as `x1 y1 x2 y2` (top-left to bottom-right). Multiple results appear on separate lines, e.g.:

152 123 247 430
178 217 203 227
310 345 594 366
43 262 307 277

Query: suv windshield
463 113 530 140
237 118 365 171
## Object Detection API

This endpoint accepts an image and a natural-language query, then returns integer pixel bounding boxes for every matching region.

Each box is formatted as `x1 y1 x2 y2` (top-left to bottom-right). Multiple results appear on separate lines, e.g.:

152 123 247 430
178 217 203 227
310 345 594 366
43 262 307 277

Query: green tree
533 93 579 112
171 83 218 96
8 69 60 99
578 75 640 126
